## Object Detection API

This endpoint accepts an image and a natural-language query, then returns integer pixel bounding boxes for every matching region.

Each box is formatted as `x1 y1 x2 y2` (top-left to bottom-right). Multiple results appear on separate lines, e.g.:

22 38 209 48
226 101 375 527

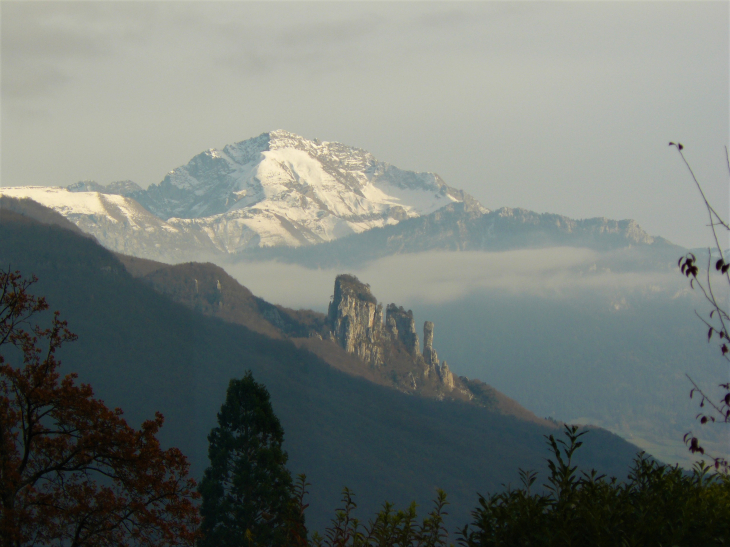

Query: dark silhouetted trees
198 371 306 547
459 426 730 547
311 487 450 547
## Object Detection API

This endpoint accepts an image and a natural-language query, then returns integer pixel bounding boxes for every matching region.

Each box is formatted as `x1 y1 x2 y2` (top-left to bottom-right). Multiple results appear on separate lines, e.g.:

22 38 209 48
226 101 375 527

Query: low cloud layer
221 248 687 310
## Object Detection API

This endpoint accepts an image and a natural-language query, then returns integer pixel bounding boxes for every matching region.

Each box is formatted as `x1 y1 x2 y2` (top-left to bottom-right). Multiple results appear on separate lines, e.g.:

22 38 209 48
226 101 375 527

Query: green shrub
312 488 450 547
459 426 730 547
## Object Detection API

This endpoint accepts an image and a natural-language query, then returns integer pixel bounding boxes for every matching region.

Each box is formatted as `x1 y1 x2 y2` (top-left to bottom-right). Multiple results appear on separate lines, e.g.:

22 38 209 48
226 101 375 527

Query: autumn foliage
0 270 199 547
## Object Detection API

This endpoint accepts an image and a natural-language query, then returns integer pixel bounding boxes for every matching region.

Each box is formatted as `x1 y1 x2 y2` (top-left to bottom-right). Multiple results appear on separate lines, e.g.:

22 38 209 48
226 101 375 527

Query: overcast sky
1 1 727 248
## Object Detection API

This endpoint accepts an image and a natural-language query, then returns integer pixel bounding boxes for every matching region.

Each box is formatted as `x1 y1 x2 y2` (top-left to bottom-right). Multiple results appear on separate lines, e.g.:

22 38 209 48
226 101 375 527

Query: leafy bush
312 487 450 547
459 426 730 547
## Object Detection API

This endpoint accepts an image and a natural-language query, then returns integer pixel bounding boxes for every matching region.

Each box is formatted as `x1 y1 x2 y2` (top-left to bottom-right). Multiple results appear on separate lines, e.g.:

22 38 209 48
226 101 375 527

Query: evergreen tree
198 371 304 546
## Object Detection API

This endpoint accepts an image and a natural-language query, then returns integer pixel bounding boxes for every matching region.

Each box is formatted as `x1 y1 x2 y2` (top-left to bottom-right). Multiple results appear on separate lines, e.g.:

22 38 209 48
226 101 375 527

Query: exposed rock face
327 274 458 394
423 321 434 349
423 321 438 377
440 361 454 390
328 275 384 367
386 304 420 356
422 321 453 389
386 315 398 338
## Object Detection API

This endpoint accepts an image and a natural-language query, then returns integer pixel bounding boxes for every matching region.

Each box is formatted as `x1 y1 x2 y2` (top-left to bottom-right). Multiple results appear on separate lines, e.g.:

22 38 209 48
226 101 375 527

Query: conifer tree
198 372 304 546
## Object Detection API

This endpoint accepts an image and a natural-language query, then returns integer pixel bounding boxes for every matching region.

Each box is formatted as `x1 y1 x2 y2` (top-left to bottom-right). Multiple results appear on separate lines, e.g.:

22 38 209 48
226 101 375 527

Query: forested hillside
0 207 642 531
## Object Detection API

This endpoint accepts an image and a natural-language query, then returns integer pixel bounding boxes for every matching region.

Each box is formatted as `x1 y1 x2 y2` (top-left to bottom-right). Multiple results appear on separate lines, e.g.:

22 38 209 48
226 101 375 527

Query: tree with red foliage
0 269 200 547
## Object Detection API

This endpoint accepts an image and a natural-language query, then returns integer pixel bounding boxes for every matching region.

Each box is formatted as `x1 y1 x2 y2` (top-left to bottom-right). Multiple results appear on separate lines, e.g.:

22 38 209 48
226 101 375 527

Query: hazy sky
2 1 728 248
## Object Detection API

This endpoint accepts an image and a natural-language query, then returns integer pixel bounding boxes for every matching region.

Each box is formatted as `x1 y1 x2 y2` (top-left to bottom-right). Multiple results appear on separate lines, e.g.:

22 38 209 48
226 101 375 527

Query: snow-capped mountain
0 186 217 262
0 130 483 259
0 129 664 266
139 130 479 224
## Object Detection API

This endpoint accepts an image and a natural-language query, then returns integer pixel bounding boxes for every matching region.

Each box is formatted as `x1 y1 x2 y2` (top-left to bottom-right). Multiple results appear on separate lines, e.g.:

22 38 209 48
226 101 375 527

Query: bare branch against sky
1 1 727 248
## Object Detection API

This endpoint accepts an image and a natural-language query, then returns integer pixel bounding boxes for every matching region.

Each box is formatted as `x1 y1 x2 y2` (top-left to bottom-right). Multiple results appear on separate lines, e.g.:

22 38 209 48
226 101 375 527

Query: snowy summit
137 130 480 247
0 130 484 258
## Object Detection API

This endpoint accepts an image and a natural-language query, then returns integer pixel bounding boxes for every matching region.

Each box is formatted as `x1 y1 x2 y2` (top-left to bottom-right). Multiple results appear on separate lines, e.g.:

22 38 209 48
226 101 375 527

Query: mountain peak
218 130 374 168
2 131 489 258
267 128 313 146
132 130 474 249
265 129 374 161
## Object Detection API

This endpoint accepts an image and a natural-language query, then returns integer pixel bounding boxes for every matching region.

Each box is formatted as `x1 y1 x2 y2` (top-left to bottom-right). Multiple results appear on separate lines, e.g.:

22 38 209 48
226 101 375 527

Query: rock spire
327 274 454 391
327 275 384 367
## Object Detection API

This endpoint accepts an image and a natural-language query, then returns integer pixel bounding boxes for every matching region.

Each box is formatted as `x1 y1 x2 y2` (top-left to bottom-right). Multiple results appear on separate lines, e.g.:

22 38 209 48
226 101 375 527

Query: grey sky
2 1 727 248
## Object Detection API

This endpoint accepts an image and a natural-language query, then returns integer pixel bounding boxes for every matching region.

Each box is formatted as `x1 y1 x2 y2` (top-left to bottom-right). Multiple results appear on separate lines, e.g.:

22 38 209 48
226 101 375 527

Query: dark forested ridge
0 196 91 236
118 257 549 423
0 207 642 531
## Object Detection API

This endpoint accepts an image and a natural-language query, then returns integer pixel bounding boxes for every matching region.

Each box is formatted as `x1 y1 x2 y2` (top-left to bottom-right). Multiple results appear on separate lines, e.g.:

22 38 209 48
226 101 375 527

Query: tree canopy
0 269 200 547
459 426 730 547
198 371 306 547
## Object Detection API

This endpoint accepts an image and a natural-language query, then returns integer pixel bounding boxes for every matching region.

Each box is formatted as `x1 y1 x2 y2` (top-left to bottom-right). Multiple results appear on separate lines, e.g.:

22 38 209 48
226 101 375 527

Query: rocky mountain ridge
0 130 669 266
1 130 480 256
106 244 547 422
319 274 543 419
246 201 672 268
130 256 545 420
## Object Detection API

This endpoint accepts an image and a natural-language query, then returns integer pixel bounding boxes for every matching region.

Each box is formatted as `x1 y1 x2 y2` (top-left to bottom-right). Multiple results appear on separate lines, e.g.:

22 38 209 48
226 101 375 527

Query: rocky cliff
327 274 385 367
327 274 461 398
111 255 552 424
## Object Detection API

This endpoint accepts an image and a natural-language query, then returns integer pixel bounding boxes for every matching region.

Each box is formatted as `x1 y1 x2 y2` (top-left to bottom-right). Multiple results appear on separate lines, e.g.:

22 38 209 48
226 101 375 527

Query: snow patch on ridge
0 187 135 223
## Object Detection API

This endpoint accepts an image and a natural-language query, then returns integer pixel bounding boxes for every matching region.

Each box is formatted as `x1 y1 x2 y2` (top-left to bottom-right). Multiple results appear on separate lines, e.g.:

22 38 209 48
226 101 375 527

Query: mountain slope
117 257 548 425
0 195 89 236
0 186 220 262
0 207 643 533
